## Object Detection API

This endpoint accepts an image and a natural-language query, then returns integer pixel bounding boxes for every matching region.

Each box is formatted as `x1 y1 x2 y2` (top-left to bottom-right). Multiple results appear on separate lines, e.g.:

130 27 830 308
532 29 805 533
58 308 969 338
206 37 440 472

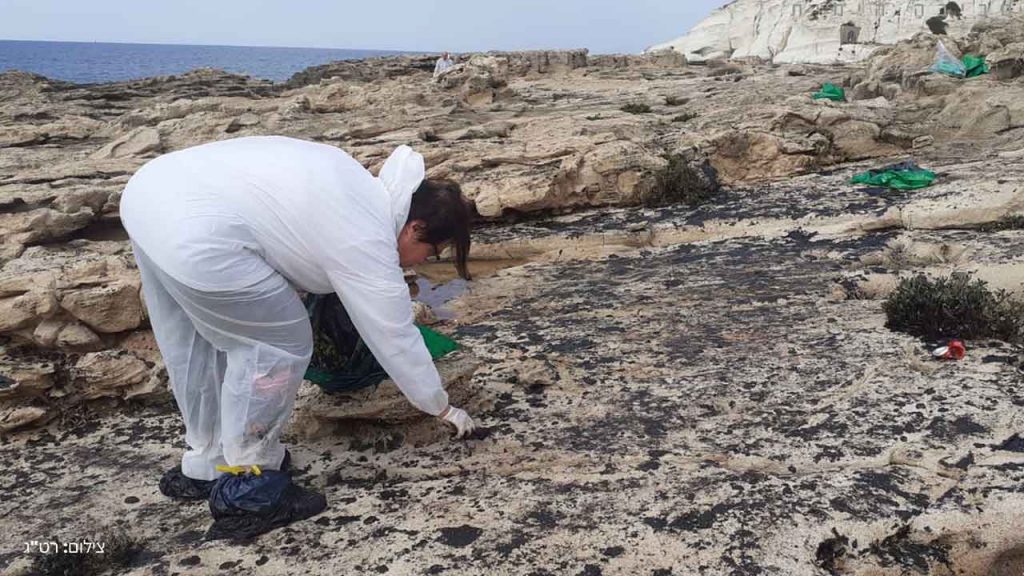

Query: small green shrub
642 154 719 208
978 215 1024 232
884 273 1024 342
664 95 689 106
621 103 652 114
672 111 698 123
103 530 144 569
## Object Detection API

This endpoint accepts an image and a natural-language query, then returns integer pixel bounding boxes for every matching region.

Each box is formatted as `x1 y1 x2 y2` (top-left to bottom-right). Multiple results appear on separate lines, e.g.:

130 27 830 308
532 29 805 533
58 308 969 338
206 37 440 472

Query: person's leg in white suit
133 244 312 489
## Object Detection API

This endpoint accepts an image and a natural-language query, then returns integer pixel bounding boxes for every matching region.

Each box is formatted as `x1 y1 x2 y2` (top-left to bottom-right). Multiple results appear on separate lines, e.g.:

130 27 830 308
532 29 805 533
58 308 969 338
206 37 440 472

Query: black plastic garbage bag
303 293 389 393
206 469 326 541
303 294 460 394
159 466 216 501
159 451 291 502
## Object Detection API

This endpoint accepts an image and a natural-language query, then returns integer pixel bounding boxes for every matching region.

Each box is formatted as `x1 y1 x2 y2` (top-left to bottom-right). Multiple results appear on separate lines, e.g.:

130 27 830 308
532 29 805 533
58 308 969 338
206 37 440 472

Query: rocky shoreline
2 19 1024 575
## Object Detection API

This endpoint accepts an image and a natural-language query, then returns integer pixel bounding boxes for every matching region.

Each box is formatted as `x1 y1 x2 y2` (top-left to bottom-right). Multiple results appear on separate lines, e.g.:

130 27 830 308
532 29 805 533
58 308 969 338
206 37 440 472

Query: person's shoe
159 466 216 501
161 450 290 502
205 469 326 541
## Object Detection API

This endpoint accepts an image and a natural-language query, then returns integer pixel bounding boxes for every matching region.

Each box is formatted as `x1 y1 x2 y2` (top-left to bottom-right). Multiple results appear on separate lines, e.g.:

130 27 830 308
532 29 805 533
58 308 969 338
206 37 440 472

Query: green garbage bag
418 324 459 359
850 161 937 191
962 54 990 78
303 293 458 393
812 83 846 102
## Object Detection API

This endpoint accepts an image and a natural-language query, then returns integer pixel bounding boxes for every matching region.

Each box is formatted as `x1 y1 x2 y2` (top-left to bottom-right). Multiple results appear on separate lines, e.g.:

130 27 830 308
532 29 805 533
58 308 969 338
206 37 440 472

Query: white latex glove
440 406 476 439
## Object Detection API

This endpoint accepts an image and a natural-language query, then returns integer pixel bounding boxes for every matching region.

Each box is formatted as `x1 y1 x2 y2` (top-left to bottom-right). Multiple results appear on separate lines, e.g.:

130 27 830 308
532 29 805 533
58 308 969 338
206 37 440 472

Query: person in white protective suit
119 136 477 530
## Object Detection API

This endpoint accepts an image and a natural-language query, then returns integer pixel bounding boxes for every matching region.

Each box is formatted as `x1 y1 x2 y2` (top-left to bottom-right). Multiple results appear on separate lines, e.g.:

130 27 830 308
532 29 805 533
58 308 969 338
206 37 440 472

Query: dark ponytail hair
407 179 472 280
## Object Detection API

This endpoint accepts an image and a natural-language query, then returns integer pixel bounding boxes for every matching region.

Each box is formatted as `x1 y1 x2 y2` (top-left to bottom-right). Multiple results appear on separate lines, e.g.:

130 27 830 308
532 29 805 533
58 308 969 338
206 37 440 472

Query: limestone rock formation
0 357 54 400
988 40 1024 77
89 127 162 159
435 55 513 106
0 405 47 432
58 281 144 334
649 0 1023 64
1 22 1023 427
72 350 156 400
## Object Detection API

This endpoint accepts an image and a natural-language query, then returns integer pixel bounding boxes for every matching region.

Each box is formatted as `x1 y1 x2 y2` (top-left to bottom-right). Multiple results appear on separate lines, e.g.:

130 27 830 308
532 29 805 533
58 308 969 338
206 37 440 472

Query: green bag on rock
962 54 990 78
850 161 936 191
931 41 989 78
812 83 846 102
418 324 459 359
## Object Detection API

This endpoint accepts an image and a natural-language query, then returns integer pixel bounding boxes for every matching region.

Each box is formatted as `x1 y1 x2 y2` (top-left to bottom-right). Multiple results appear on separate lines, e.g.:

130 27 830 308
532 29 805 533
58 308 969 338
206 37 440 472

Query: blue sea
0 40 416 84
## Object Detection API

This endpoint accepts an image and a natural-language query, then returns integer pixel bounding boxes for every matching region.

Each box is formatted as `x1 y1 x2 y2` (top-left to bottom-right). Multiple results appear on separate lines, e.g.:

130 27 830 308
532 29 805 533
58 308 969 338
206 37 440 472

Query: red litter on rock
932 339 966 360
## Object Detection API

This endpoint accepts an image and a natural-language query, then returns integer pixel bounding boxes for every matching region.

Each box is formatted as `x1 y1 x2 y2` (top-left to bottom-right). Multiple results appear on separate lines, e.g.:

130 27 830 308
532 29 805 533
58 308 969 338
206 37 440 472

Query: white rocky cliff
649 0 1023 63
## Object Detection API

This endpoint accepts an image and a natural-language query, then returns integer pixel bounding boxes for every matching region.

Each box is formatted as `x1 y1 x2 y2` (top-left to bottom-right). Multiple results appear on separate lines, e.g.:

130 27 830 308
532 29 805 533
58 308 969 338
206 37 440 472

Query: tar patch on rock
997 434 1024 452
463 426 492 441
945 452 975 471
526 508 561 529
927 415 988 440
868 524 951 573
601 546 625 558
495 531 530 557
816 529 850 575
437 525 483 547
666 503 735 531
173 530 204 545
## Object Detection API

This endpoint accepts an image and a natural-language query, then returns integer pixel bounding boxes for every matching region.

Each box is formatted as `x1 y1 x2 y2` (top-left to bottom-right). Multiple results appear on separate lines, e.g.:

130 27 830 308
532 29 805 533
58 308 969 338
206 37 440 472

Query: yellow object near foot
215 464 263 476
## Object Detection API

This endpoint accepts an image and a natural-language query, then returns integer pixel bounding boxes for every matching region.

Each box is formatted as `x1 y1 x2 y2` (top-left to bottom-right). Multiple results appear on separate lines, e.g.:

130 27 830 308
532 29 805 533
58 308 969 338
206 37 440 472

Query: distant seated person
433 52 456 78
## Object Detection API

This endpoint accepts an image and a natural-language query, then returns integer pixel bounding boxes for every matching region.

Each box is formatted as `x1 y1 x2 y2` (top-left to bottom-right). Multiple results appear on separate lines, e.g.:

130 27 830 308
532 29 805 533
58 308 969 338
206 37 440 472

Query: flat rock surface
3 203 1024 575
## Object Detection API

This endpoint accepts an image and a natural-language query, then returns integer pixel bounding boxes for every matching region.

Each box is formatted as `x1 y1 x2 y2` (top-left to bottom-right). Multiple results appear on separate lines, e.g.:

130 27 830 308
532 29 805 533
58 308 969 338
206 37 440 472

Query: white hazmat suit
120 136 449 481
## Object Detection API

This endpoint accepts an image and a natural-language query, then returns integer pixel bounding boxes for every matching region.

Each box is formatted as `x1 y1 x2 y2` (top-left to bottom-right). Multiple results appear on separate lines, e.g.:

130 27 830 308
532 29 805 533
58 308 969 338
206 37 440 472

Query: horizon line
0 37 430 54
0 37 619 56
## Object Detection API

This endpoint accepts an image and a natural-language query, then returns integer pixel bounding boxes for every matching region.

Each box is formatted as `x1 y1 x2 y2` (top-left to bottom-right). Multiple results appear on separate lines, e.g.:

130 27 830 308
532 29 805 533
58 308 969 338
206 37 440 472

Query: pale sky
0 0 725 54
